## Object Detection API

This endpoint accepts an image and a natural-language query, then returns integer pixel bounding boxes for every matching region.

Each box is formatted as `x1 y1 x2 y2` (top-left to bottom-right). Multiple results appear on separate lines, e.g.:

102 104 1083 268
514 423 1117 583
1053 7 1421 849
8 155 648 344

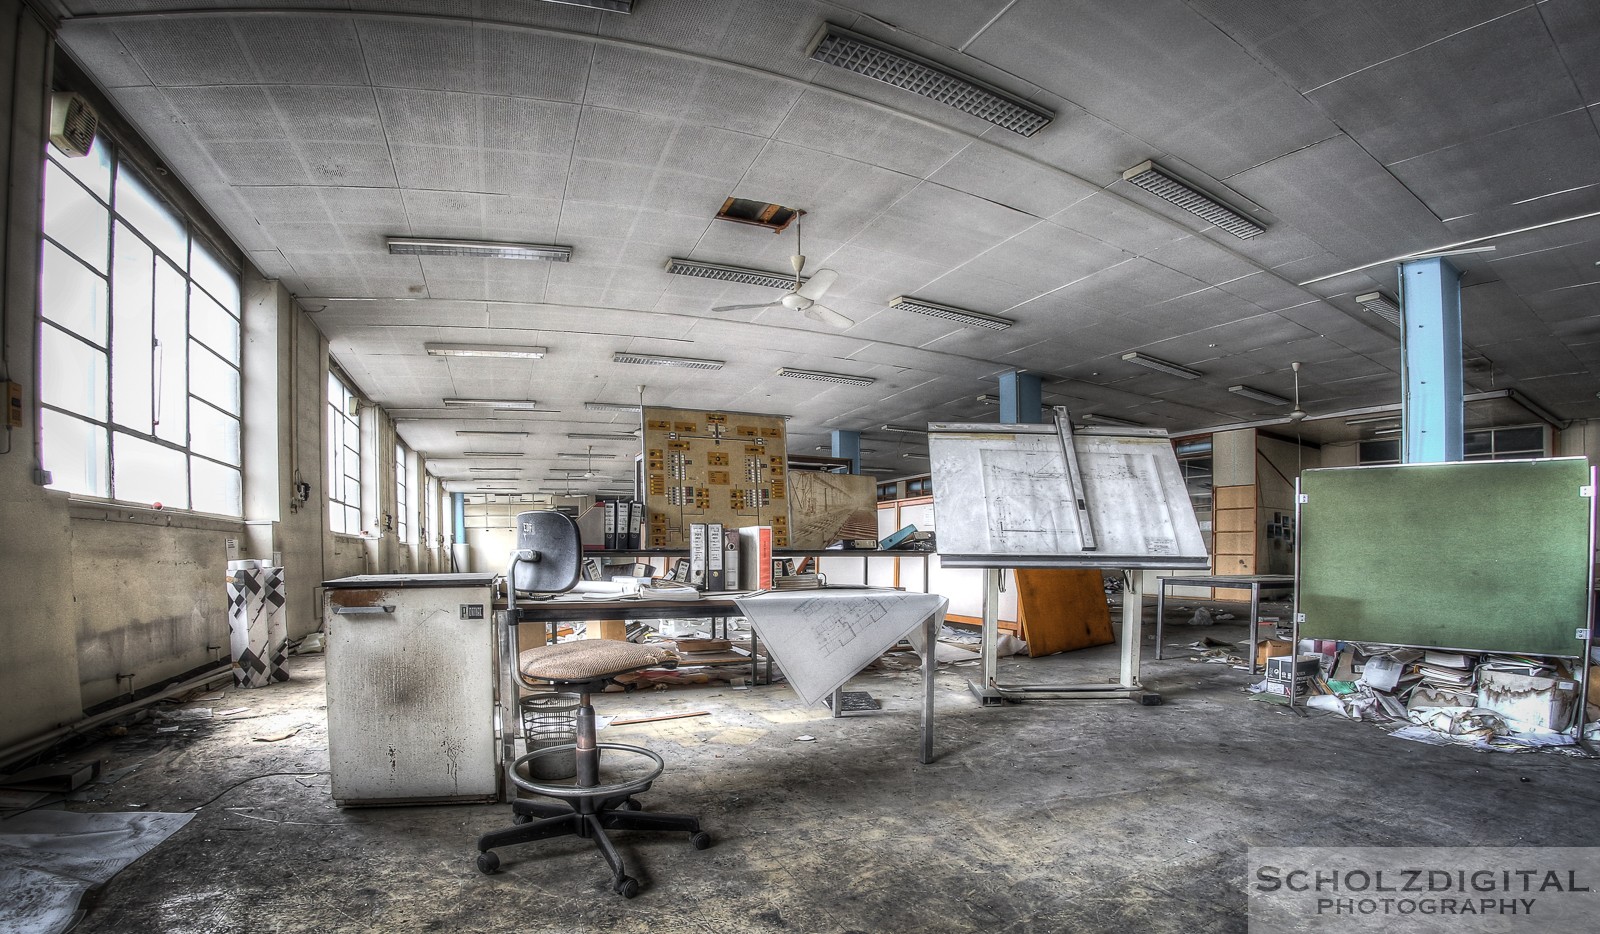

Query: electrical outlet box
6 381 21 428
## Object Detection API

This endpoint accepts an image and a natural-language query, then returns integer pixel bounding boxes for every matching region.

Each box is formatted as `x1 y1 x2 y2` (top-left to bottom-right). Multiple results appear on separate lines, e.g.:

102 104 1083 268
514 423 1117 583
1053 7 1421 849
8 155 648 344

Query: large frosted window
39 138 242 514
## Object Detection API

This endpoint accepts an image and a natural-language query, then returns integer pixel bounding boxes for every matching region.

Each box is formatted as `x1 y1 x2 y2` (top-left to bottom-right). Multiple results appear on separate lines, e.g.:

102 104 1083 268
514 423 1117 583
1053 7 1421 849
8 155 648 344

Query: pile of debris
1252 644 1597 753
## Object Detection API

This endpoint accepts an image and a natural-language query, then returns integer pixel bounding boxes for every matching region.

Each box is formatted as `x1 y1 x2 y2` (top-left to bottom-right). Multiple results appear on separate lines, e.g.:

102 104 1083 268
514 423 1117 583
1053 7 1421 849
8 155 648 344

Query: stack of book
1409 650 1478 708
772 573 822 590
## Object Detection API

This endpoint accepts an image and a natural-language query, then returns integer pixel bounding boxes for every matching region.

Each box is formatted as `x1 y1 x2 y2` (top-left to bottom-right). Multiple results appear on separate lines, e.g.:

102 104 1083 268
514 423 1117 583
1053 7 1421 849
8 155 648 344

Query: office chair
476 510 710 898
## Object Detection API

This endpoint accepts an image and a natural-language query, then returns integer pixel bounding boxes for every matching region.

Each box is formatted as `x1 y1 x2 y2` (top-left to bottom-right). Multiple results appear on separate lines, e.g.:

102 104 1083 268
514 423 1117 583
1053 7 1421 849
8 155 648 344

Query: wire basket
519 692 579 780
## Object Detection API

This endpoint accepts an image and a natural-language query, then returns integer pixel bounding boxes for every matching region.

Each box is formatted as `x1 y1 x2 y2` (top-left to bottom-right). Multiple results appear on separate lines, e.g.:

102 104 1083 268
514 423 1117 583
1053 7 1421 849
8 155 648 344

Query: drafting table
928 413 1210 706
1153 574 1295 673
499 588 946 773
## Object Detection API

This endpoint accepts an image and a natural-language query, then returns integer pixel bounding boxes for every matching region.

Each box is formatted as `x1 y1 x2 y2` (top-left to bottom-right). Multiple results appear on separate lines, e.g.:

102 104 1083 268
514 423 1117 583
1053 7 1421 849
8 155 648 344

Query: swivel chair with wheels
475 510 710 898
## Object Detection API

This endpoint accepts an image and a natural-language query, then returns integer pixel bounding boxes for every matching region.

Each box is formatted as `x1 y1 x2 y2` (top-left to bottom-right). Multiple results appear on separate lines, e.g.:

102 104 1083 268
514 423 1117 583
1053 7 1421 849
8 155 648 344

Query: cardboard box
1477 669 1578 731
1266 654 1319 697
1256 638 1292 667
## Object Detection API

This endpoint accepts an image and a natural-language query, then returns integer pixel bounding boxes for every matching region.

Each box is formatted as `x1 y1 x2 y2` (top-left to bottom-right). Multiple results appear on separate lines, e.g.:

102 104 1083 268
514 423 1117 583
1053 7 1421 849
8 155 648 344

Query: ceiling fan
709 213 852 329
1289 361 1307 422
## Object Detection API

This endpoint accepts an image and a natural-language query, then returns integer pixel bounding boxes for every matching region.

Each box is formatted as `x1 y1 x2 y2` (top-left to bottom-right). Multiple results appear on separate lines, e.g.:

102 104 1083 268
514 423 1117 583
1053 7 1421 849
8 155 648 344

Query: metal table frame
1152 574 1295 673
497 589 942 787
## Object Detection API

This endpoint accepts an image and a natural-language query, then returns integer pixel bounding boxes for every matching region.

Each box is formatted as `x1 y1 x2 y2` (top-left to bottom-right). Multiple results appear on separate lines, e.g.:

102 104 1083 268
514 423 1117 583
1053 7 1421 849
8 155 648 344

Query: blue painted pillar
998 371 1043 424
830 429 861 474
1399 257 1464 463
452 493 466 543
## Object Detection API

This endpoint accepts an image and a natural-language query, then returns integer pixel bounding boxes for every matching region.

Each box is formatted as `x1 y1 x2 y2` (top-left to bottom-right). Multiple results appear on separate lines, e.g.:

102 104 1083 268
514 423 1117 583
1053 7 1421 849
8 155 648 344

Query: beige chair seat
519 640 675 683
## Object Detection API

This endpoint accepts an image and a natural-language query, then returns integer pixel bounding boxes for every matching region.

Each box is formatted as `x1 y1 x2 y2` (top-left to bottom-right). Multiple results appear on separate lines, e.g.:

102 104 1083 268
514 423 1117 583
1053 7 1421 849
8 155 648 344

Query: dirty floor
23 601 1600 934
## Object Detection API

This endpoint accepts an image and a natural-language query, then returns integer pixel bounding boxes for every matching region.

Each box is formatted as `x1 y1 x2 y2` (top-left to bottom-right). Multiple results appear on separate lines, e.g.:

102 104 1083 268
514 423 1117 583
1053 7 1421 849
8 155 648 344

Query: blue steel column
999 371 1043 425
830 429 861 474
1399 257 1464 463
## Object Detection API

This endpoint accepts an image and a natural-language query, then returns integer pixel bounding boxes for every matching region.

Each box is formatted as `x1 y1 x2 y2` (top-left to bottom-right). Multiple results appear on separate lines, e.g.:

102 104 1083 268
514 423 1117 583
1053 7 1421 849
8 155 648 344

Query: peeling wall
68 507 237 707
0 5 83 748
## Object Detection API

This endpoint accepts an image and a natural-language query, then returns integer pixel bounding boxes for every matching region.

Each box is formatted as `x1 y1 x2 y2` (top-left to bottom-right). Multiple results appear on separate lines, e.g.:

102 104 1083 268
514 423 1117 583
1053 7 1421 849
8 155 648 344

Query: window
1358 426 1547 466
395 443 410 544
877 481 898 502
1174 437 1213 551
328 374 361 533
905 476 933 497
39 136 243 514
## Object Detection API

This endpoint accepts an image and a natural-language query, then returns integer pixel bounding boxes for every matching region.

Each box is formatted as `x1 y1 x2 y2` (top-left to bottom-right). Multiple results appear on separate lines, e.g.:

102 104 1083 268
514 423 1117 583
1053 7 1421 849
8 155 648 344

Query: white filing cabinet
323 573 500 806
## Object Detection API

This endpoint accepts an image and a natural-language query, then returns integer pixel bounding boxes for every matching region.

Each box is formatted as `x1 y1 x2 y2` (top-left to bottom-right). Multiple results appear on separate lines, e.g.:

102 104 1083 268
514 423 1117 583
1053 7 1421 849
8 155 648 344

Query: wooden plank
1015 568 1114 657
1214 531 1256 555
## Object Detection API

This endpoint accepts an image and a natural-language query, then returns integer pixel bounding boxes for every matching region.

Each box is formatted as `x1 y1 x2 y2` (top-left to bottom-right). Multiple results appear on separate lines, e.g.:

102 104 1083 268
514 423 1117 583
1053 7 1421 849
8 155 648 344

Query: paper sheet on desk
735 590 948 706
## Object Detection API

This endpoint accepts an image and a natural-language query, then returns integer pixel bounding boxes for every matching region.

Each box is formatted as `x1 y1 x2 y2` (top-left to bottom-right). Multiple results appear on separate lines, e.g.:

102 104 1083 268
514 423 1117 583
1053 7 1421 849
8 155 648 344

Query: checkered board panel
227 566 289 687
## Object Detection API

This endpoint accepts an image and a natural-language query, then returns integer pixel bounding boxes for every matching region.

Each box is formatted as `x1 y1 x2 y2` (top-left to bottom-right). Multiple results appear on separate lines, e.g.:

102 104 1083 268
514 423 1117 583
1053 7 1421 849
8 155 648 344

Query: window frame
38 137 243 516
395 442 410 544
327 373 362 534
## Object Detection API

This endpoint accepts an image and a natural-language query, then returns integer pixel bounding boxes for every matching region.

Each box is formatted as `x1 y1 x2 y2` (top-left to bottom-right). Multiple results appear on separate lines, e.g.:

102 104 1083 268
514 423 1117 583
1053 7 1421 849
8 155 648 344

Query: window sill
67 497 246 533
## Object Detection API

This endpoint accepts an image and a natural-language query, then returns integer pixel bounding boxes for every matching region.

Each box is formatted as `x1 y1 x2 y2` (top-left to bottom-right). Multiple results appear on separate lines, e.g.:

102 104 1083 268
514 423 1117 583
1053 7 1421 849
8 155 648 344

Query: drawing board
1297 458 1595 657
735 590 948 706
927 420 1208 569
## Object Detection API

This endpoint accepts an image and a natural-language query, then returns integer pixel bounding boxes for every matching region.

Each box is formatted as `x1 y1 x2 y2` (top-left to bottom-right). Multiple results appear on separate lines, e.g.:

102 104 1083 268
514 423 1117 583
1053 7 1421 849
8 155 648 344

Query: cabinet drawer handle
334 605 395 615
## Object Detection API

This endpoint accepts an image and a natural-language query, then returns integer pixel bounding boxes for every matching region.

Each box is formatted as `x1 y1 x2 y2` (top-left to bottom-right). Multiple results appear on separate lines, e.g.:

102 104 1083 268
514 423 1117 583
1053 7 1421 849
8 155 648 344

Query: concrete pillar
830 429 861 473
1399 257 1464 463
999 371 1043 424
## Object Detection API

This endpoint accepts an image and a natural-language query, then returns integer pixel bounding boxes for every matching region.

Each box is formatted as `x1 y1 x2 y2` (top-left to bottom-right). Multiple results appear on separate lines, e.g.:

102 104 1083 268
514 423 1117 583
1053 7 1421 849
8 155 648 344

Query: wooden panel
1015 568 1114 657
1215 484 1255 510
1214 531 1256 555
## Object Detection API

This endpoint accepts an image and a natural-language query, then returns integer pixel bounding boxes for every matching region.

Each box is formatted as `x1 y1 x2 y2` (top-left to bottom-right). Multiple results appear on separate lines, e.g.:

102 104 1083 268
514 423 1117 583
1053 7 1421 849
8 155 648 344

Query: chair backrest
511 510 583 594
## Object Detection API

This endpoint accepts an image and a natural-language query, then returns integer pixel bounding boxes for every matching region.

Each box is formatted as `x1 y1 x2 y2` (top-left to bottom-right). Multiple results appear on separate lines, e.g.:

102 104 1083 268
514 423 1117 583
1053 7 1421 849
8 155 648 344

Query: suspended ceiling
52 0 1600 490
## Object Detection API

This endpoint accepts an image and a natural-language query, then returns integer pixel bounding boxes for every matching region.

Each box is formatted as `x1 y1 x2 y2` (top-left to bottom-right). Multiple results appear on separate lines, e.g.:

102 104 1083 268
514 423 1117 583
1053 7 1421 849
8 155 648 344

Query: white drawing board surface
927 422 1208 569
734 590 948 706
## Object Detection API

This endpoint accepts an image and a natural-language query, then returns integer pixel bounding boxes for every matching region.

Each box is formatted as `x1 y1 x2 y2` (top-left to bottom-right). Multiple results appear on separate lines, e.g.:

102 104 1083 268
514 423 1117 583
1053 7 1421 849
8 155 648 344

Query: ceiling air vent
49 92 99 158
716 199 803 233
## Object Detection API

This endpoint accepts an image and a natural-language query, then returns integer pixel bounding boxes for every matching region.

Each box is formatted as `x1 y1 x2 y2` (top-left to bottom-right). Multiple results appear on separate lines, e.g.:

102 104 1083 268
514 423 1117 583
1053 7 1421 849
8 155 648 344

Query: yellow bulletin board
642 406 790 548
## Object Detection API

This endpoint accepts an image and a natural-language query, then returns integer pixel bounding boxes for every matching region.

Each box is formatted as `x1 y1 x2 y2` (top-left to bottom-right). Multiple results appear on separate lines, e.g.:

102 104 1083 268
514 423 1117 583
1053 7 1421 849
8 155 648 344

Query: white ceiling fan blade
794 267 838 301
711 302 780 312
804 304 853 329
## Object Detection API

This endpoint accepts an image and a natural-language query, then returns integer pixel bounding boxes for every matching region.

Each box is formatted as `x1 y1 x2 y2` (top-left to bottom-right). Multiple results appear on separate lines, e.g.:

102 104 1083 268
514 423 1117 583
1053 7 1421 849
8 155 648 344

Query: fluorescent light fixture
585 401 641 413
807 24 1052 137
814 445 878 453
613 351 724 370
1121 161 1264 240
1355 291 1402 327
1081 412 1143 427
1228 385 1292 406
556 451 618 459
540 0 631 11
777 367 876 387
426 342 547 359
469 466 522 472
664 258 803 290
387 237 571 261
976 394 999 405
1344 413 1401 426
567 432 638 441
462 451 525 458
1120 351 1202 380
888 296 1014 330
455 430 530 436
879 424 925 434
900 452 930 460
443 398 541 409
1372 427 1403 436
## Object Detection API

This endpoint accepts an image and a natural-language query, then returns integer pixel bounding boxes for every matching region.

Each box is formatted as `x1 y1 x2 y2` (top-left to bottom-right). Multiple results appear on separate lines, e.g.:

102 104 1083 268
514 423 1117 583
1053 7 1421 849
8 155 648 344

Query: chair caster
512 812 533 824
690 831 712 850
476 850 501 874
619 798 642 811
613 875 640 898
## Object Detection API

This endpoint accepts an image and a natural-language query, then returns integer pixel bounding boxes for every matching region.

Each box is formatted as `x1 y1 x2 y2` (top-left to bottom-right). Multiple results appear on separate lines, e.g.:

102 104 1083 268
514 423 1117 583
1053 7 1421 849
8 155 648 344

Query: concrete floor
36 602 1600 934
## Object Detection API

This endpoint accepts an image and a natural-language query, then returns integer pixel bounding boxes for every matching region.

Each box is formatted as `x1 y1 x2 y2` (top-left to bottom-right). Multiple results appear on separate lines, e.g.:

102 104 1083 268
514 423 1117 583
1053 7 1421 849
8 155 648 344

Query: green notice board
1299 458 1594 657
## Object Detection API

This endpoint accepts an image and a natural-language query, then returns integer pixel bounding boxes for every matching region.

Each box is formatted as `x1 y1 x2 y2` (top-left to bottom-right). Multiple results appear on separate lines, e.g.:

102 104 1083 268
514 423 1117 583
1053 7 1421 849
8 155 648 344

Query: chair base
476 796 710 897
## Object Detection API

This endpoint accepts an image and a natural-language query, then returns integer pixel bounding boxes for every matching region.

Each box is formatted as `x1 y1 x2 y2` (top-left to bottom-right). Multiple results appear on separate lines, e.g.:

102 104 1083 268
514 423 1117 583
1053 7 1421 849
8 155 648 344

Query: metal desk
1152 574 1295 673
